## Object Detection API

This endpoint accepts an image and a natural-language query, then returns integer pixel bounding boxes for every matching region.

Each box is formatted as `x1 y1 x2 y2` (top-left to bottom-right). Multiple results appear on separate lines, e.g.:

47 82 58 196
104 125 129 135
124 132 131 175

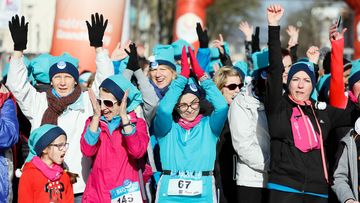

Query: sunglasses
224 83 244 91
97 99 118 108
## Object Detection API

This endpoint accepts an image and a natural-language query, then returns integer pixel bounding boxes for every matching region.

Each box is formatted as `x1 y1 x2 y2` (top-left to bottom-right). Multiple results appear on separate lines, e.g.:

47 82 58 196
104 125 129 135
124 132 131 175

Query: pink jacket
80 111 149 202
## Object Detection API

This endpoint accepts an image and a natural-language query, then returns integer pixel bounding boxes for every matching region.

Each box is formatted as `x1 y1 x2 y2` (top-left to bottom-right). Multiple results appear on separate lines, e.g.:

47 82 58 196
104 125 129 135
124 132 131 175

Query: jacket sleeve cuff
84 126 101 146
122 124 136 136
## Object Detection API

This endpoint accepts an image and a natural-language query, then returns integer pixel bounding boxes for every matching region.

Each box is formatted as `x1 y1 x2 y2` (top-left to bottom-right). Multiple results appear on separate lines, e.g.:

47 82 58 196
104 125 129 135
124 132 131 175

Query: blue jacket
154 76 228 202
196 48 211 74
0 98 19 202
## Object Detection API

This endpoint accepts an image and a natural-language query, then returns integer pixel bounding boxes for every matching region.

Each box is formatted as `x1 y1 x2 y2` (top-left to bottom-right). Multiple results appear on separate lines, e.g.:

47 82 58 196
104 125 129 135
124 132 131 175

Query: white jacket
228 92 270 188
6 50 114 194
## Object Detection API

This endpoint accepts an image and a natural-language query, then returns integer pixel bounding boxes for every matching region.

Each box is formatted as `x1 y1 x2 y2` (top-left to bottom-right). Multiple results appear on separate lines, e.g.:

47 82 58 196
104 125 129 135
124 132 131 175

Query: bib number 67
178 180 191 189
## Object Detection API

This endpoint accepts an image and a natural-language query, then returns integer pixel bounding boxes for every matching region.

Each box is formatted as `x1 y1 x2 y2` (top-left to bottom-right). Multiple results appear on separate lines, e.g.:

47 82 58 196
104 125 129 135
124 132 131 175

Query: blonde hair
213 66 241 90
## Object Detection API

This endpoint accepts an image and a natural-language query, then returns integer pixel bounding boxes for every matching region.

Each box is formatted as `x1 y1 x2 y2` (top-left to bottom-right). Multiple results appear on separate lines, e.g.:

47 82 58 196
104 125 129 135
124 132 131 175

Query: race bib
110 180 143 203
167 178 203 196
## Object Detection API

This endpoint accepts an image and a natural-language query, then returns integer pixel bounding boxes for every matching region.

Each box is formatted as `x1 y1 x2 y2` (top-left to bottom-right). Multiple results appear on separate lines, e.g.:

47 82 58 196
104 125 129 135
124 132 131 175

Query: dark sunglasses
224 83 244 91
97 99 118 108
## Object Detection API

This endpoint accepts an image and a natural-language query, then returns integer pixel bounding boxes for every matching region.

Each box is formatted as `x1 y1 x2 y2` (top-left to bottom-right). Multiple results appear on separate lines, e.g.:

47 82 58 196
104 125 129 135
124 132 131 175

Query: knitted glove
8 15 28 51
251 26 260 53
196 22 209 48
188 47 204 80
86 13 108 47
180 46 190 78
125 43 140 72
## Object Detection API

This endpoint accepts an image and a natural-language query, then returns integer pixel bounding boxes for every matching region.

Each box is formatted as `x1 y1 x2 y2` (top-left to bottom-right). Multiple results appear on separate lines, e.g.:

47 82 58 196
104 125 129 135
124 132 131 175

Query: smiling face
51 73 76 97
288 71 313 102
41 134 68 167
176 93 200 122
99 88 121 121
149 65 176 89
221 76 242 104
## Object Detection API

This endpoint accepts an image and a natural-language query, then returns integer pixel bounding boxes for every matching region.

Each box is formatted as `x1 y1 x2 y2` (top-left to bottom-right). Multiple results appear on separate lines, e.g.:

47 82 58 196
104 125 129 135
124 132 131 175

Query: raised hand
180 46 190 78
119 89 129 119
8 15 28 51
287 25 299 47
252 26 260 52
306 46 320 64
125 42 140 72
212 34 225 55
88 88 101 118
238 21 253 41
267 5 284 26
111 40 131 61
188 46 205 80
329 22 347 41
196 22 209 48
86 13 108 47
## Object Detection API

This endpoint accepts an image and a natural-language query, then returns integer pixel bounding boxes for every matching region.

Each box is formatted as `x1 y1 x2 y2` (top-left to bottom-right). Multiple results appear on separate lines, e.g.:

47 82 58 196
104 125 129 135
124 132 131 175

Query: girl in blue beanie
18 124 73 202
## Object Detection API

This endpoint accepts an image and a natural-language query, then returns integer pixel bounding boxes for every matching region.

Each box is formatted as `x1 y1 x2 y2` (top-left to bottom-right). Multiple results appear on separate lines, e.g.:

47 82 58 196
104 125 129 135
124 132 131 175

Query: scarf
178 114 203 130
150 80 169 100
41 85 81 125
288 94 312 106
31 156 63 181
349 90 358 104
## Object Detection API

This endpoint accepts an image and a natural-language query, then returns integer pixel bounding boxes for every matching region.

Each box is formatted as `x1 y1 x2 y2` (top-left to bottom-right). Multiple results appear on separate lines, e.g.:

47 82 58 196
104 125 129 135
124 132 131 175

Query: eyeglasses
177 99 200 113
48 143 69 151
224 83 244 91
97 99 118 108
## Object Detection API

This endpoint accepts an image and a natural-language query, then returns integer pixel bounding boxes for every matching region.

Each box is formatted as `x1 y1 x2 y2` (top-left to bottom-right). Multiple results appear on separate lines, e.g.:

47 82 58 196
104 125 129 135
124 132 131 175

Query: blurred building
0 0 55 54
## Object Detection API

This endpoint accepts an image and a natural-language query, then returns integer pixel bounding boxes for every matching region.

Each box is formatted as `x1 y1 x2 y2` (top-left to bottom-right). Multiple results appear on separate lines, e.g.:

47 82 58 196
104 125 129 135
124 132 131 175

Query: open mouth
60 154 65 159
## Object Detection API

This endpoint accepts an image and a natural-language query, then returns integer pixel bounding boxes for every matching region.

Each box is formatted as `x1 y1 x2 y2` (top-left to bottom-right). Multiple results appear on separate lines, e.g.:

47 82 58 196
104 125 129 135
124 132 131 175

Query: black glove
86 13 108 47
8 15 28 51
196 22 209 48
251 26 260 53
125 43 140 72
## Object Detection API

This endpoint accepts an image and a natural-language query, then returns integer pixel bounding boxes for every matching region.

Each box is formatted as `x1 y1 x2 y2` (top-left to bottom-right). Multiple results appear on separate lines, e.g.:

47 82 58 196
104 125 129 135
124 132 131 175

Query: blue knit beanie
287 62 316 90
171 39 194 60
26 124 66 162
49 61 79 82
31 53 78 84
348 59 360 91
150 45 177 71
99 74 143 112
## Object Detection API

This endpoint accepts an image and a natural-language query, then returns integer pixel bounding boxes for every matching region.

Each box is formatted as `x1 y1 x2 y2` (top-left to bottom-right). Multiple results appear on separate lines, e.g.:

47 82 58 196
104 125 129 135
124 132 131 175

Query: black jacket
265 26 358 194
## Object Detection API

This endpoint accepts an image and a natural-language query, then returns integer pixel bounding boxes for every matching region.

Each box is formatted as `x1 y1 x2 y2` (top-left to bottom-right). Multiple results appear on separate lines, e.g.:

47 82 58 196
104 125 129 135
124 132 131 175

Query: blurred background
0 0 357 74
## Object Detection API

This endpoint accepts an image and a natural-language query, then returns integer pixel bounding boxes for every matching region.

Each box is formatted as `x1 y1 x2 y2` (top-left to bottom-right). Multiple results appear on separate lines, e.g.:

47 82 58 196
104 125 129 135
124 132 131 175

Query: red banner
173 0 213 50
50 0 126 73
346 0 360 59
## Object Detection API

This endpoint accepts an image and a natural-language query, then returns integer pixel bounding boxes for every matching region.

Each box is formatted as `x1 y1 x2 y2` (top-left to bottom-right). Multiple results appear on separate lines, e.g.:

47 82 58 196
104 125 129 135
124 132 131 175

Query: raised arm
124 42 159 124
329 22 348 109
188 46 228 136
265 5 285 113
6 15 45 121
85 13 114 95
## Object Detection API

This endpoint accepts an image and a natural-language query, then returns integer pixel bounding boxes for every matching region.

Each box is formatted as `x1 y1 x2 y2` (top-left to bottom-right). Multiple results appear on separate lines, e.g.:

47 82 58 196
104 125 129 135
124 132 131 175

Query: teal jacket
153 75 228 202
